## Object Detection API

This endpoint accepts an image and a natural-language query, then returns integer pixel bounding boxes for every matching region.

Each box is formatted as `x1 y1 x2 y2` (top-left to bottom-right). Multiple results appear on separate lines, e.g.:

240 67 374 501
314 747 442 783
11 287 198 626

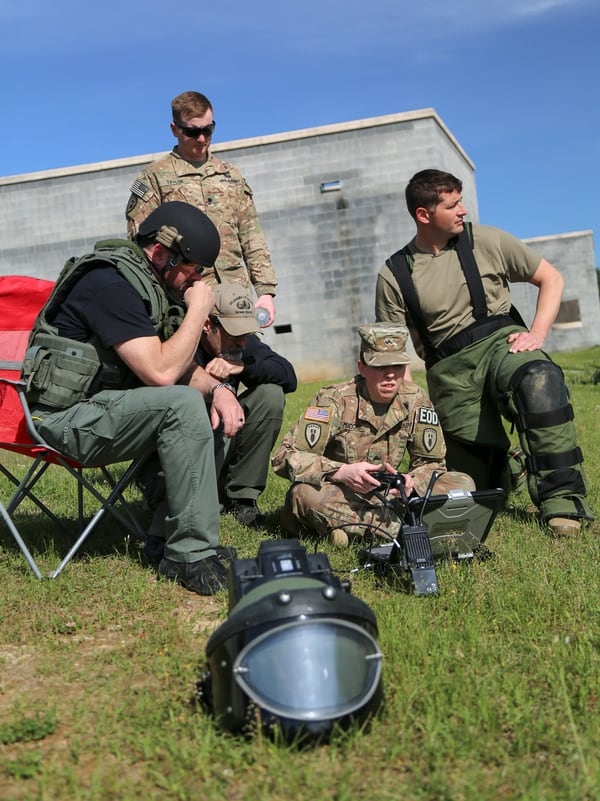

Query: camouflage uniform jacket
272 375 448 488
125 149 277 296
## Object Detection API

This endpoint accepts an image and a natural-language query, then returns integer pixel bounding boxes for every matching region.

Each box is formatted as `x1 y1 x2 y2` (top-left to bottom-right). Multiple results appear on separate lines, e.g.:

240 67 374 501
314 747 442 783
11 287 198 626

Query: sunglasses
167 254 207 274
176 121 216 139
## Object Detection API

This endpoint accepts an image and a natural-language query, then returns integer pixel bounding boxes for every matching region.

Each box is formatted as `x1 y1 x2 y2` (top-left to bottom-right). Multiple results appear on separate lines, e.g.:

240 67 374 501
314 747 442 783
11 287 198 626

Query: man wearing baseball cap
272 323 473 546
209 284 260 336
196 284 296 526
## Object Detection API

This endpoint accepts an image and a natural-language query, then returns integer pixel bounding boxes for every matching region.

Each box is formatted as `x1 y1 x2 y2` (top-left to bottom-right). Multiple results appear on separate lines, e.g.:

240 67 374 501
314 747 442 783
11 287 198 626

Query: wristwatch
210 382 237 397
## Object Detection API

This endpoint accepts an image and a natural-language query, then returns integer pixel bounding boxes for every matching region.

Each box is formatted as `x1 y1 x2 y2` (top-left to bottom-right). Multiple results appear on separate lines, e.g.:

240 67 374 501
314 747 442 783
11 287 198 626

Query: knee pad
505 359 573 432
505 360 585 496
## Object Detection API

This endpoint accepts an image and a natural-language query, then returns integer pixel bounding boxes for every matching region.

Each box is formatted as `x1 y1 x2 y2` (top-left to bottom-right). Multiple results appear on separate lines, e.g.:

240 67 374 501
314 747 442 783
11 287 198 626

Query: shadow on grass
0 501 151 569
500 503 541 526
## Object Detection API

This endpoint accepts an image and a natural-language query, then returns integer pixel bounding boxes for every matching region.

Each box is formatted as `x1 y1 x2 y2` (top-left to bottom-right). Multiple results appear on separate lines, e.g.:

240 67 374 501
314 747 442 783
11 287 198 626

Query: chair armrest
0 375 59 451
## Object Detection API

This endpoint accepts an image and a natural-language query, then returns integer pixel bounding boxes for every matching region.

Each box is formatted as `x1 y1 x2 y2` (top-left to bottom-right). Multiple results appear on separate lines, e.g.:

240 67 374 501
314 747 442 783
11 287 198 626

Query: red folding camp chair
0 275 147 578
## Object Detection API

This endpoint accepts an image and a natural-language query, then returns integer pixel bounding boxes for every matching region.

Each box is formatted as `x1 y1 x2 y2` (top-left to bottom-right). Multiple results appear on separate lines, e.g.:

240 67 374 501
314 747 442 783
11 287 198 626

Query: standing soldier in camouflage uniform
272 324 475 547
125 90 277 326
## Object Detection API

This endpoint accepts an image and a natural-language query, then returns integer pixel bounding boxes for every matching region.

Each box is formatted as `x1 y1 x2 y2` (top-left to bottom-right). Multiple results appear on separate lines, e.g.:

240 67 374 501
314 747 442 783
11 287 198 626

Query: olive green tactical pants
216 383 285 502
138 382 285 534
426 328 593 522
33 386 220 562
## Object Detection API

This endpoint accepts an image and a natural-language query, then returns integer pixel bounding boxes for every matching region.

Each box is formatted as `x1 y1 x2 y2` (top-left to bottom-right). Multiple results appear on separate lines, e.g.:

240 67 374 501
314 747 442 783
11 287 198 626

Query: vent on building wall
553 299 582 329
320 180 342 193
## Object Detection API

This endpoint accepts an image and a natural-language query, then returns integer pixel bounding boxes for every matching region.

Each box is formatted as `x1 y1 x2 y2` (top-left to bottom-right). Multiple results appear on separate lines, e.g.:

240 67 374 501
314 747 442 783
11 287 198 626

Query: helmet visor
232 618 383 721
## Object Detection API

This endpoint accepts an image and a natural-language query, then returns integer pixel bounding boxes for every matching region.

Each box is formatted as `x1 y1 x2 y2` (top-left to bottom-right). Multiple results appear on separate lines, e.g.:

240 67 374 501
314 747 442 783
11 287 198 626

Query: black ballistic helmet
138 201 220 268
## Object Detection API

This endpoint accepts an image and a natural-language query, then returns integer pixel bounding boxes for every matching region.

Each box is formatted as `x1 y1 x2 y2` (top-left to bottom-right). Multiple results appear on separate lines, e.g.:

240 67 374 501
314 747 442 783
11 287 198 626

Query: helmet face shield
233 618 383 722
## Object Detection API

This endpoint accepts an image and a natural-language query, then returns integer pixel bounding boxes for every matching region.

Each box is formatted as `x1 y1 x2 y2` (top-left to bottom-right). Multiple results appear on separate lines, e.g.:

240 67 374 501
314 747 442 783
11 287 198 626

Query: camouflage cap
211 284 259 337
358 323 411 366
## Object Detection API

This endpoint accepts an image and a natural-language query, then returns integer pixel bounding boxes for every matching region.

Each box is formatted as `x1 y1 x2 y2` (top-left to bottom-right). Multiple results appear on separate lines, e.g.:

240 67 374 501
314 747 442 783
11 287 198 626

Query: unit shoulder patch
422 428 438 452
304 422 322 449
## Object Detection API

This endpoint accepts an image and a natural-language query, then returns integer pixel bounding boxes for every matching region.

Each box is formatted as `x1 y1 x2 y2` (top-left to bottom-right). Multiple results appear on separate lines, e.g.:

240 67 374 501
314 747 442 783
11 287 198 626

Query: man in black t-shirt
25 202 244 595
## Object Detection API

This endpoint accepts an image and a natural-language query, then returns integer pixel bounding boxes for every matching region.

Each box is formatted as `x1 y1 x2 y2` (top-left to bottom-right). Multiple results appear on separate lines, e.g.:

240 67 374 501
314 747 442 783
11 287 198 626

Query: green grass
0 347 599 801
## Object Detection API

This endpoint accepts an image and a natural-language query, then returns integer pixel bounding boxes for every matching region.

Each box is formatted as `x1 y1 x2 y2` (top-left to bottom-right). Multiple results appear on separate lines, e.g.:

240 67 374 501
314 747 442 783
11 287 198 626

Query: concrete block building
1 108 598 381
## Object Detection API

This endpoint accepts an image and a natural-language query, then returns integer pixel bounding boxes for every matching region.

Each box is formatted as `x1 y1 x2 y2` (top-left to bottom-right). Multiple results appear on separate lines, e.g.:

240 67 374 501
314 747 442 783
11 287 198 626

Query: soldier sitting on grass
272 324 475 546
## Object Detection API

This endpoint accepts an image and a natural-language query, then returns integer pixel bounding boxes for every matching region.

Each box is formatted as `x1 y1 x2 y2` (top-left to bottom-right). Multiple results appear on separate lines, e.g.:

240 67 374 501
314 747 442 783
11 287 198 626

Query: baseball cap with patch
358 323 411 366
211 284 259 336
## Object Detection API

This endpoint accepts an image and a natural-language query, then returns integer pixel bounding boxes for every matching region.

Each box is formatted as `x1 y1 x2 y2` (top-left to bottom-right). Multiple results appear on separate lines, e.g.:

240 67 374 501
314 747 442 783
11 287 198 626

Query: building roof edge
0 108 474 185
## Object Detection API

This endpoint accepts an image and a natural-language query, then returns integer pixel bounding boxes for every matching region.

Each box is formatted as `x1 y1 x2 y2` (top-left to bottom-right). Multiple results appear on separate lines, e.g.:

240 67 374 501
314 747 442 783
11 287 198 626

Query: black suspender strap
385 247 437 366
455 223 487 320
385 223 523 367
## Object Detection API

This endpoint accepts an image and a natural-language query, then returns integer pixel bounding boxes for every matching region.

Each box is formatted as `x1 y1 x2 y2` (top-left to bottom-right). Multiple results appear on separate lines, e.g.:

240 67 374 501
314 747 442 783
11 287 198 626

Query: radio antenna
418 471 441 525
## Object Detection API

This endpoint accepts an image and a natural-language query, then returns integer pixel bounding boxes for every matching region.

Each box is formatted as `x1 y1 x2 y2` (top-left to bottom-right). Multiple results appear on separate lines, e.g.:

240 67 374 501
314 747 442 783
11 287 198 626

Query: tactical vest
22 240 185 410
385 223 525 369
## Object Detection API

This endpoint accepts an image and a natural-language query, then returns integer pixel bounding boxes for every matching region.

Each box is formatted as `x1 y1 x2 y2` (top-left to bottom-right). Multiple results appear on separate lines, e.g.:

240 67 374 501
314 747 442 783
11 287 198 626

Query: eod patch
413 405 443 458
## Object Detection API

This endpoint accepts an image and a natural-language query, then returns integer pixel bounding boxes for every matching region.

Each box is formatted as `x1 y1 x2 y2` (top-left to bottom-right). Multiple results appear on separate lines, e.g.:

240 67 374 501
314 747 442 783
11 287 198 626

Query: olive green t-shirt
375 224 542 359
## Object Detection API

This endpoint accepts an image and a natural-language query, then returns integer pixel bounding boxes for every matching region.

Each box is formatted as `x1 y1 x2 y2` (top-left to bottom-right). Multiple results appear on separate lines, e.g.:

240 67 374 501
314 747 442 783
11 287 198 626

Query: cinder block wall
224 114 479 380
510 231 599 352
1 110 598 381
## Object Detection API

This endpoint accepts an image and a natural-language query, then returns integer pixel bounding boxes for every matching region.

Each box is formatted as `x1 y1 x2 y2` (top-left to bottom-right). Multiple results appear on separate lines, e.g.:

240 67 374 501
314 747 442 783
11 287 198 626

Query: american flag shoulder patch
130 179 149 198
304 407 330 423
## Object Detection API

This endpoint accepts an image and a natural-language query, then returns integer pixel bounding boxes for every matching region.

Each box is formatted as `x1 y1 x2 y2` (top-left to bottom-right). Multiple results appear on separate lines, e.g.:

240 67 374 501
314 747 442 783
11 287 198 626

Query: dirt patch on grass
1 588 221 712
0 587 225 798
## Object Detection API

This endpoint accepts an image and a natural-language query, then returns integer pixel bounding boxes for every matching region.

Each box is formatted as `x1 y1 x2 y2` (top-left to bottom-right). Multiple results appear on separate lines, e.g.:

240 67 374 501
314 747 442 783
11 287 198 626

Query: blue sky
2 0 599 264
